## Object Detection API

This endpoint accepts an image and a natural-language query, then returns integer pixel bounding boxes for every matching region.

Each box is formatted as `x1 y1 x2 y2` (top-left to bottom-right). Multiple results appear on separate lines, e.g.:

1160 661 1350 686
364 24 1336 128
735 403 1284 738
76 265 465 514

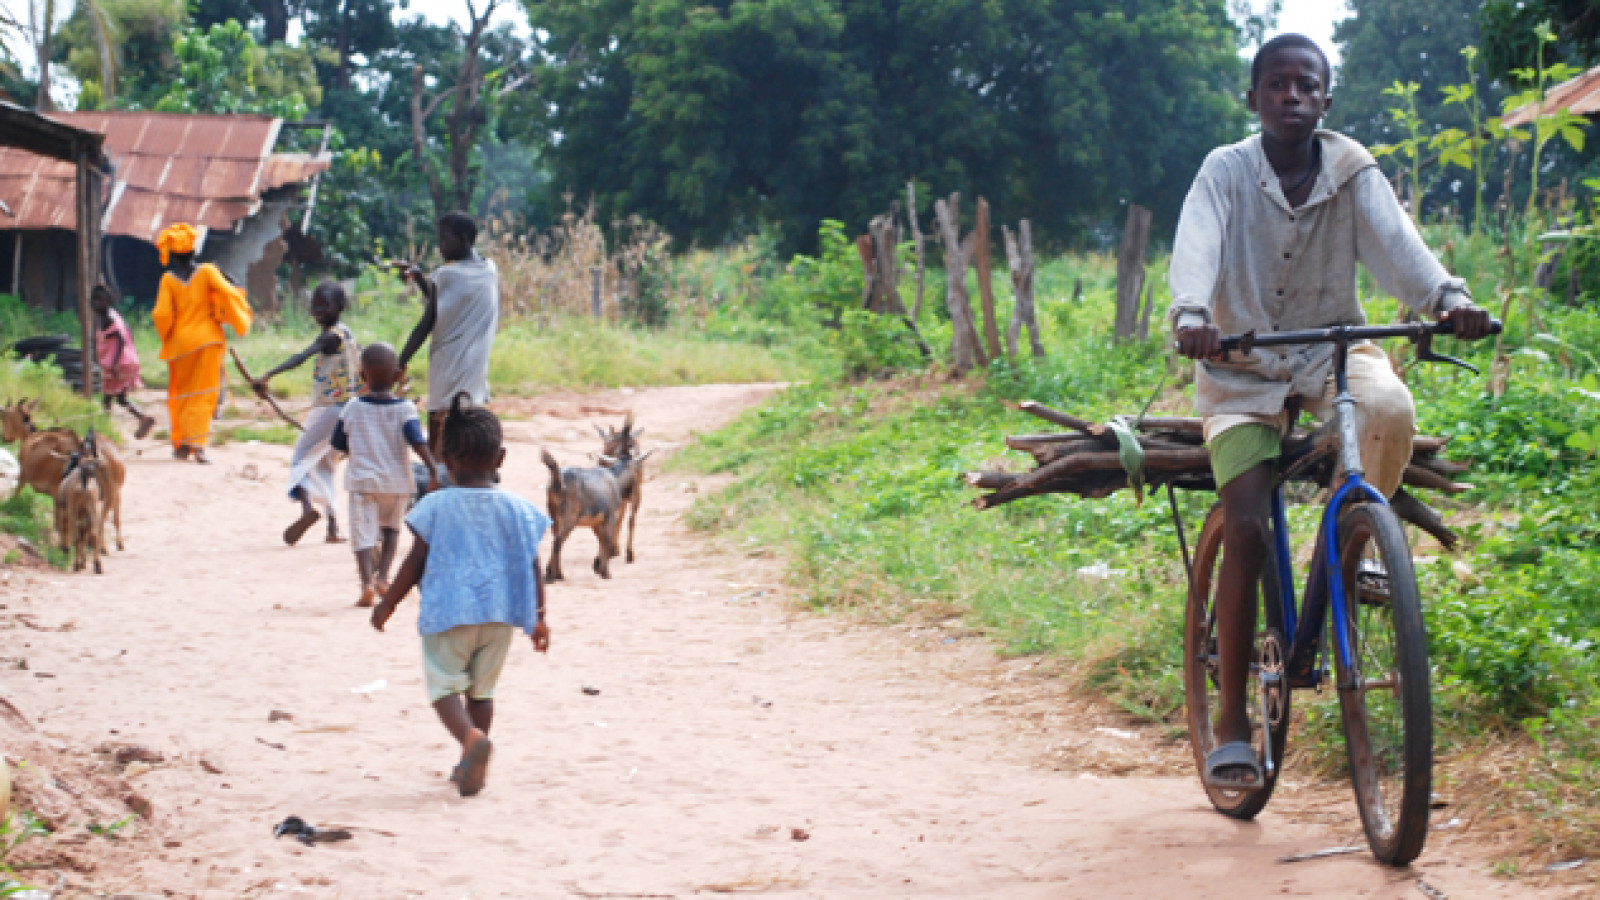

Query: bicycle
1174 318 1499 866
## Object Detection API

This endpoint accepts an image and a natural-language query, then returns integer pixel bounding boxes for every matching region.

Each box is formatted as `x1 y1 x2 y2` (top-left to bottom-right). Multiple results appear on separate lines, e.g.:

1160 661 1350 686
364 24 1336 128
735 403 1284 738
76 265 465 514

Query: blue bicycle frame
1264 331 1393 685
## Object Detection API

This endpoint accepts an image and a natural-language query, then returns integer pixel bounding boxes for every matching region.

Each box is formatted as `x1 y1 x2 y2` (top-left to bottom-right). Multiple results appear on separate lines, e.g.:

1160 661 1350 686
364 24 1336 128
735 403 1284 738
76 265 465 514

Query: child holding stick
370 393 549 797
254 282 361 545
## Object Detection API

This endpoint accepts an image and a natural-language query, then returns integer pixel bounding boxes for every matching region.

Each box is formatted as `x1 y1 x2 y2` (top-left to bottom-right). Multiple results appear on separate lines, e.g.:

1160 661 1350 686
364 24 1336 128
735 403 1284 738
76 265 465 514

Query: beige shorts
349 491 409 551
422 623 515 702
1203 343 1417 497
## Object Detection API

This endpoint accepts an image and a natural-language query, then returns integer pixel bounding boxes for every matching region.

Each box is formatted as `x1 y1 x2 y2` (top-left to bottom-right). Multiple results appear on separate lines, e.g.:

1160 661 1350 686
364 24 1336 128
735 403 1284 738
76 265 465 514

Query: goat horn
593 423 608 439
632 427 645 440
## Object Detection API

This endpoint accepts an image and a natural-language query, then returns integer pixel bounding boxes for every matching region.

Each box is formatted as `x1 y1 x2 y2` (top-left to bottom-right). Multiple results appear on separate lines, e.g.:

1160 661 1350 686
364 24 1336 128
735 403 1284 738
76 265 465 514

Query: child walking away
253 283 361 546
370 393 549 798
332 344 440 607
92 285 155 439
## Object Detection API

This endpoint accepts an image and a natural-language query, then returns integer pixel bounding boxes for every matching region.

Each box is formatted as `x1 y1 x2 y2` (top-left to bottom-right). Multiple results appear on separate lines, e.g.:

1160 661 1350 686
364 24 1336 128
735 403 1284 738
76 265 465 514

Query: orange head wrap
155 222 198 265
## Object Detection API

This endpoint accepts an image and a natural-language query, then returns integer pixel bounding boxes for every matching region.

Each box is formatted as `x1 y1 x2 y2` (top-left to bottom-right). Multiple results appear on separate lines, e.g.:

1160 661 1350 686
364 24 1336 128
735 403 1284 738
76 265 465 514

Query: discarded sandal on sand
273 815 352 846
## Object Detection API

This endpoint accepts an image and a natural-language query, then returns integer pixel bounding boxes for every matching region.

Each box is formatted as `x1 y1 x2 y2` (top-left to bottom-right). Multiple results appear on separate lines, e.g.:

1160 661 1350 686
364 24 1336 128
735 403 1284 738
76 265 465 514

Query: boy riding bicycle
1169 34 1492 790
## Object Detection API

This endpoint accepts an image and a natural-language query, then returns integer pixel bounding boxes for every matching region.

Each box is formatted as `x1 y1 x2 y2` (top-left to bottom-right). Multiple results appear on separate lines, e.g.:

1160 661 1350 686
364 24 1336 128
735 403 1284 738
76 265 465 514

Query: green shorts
422 623 515 702
1207 423 1281 489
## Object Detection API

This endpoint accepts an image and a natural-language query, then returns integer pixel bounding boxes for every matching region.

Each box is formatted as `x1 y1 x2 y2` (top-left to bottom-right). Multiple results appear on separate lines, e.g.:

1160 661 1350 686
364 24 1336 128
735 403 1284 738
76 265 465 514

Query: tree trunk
974 197 1003 360
906 182 927 321
1004 220 1044 359
1114 203 1152 341
934 193 986 373
34 0 55 112
410 65 448 217
258 0 289 44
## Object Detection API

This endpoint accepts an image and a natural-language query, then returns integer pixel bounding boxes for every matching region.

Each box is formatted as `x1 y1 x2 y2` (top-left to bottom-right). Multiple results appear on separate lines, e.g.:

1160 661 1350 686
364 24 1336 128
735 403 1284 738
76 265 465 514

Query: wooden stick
1402 463 1472 495
1012 401 1103 434
1389 488 1459 550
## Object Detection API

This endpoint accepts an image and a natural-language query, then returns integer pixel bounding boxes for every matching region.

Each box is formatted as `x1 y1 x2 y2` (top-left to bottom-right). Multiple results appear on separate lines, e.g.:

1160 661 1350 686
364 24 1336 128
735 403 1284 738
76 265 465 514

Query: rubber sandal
457 733 493 797
283 510 322 546
1204 740 1264 790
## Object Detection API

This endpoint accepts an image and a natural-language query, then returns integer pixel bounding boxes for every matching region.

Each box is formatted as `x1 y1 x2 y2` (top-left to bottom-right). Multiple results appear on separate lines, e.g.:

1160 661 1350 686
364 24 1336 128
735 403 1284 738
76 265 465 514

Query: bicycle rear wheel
1333 501 1433 865
1183 503 1290 820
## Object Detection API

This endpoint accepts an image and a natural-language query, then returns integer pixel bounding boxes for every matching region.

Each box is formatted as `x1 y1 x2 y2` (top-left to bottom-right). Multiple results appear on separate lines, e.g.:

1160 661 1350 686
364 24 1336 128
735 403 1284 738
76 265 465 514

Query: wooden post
1004 220 1044 359
856 232 879 310
74 149 100 399
590 265 602 318
933 193 986 373
871 210 930 359
1114 203 1152 341
974 197 1003 360
905 182 927 321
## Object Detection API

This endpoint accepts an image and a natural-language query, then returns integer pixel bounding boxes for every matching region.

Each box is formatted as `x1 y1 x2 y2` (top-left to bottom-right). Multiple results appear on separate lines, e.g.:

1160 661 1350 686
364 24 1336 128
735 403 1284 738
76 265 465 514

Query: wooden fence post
1114 203 1152 341
934 192 986 373
974 197 1003 360
906 182 927 320
1004 219 1044 358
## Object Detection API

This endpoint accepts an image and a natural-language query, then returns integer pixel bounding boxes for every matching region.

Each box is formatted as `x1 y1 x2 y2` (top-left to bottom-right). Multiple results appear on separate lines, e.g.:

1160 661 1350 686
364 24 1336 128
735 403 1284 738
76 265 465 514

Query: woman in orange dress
152 223 252 464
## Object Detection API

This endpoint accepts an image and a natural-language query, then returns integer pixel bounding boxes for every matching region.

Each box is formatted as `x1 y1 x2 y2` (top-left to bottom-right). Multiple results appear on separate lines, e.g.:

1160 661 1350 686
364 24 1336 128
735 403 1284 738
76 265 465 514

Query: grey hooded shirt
1166 130 1470 417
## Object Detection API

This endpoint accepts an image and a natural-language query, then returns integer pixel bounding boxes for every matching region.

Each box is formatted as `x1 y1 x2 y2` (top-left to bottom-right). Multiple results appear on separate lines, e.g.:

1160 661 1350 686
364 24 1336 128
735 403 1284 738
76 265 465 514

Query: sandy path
0 383 1558 898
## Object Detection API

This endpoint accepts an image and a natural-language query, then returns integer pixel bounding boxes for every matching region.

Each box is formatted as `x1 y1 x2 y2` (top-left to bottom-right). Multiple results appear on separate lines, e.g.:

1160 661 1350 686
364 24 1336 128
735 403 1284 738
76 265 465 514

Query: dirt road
0 383 1561 897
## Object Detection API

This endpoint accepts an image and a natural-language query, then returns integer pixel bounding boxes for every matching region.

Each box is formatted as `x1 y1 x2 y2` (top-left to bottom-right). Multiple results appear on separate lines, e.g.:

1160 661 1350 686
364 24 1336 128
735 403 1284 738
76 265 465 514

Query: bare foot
173 446 191 460
136 416 155 440
356 585 376 608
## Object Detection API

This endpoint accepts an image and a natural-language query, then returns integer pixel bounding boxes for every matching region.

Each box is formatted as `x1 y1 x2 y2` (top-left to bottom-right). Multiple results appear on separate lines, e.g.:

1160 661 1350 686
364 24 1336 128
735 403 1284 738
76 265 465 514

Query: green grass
120 269 823 401
0 489 67 568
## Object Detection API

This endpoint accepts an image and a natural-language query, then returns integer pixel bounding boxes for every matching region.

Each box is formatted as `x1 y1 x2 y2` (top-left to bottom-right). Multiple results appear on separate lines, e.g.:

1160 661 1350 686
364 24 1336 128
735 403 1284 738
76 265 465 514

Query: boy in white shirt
332 343 442 607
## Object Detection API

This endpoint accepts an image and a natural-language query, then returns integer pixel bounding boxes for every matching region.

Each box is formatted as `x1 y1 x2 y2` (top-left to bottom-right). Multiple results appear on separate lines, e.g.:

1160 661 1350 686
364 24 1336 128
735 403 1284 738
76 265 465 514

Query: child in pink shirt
93 284 155 439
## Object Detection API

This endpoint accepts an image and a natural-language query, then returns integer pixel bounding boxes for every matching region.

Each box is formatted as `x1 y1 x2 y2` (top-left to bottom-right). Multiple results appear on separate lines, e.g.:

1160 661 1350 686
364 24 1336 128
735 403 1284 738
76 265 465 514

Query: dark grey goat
542 449 642 581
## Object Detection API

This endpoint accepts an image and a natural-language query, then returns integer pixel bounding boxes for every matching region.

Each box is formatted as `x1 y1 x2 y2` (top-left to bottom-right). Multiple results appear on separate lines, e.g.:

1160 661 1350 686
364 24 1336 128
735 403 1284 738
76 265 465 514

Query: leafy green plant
1373 81 1431 222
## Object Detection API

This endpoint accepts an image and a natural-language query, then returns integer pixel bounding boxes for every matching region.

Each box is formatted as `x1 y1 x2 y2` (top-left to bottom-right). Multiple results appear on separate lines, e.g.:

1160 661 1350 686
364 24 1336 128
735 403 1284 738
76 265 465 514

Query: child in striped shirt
331 343 441 607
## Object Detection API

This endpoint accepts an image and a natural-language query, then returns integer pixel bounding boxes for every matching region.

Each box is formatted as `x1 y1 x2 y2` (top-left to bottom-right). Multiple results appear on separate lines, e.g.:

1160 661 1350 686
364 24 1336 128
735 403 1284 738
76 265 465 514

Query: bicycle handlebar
1172 318 1503 375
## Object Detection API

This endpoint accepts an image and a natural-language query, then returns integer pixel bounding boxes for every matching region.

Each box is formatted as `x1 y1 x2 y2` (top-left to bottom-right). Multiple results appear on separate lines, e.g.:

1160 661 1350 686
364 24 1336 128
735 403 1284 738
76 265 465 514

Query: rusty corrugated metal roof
1503 64 1600 126
260 153 332 193
0 111 328 241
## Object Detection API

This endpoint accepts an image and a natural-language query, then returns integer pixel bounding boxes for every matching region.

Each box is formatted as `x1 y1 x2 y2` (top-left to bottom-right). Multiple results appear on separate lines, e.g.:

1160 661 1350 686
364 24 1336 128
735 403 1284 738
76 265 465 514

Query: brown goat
596 412 648 564
3 401 127 550
53 451 105 573
541 448 624 581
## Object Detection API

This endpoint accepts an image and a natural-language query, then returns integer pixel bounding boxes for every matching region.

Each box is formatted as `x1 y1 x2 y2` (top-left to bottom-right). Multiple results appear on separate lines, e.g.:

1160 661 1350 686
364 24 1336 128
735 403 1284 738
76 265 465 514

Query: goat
541 449 626 581
52 451 105 573
2 401 127 551
596 412 649 564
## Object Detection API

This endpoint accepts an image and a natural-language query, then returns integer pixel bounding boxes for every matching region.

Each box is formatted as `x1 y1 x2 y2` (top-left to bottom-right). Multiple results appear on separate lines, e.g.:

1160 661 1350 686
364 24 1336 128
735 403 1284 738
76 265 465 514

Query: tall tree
1479 0 1600 79
1327 0 1488 149
58 0 186 107
408 0 533 216
522 0 1246 253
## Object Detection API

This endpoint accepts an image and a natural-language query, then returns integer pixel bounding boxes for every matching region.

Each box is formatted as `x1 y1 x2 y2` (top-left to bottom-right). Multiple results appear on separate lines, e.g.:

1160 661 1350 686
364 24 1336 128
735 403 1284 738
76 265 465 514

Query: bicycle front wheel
1334 501 1433 866
1184 503 1289 820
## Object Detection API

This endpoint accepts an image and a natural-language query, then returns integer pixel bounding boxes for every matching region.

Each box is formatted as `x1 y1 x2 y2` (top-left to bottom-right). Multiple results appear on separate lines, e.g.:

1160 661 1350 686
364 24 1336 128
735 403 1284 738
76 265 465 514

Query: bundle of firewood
963 400 1472 549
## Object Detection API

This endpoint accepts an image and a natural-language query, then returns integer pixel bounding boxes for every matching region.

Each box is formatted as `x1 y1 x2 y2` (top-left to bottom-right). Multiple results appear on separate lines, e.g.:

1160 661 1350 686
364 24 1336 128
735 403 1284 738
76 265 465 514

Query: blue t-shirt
406 487 551 636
